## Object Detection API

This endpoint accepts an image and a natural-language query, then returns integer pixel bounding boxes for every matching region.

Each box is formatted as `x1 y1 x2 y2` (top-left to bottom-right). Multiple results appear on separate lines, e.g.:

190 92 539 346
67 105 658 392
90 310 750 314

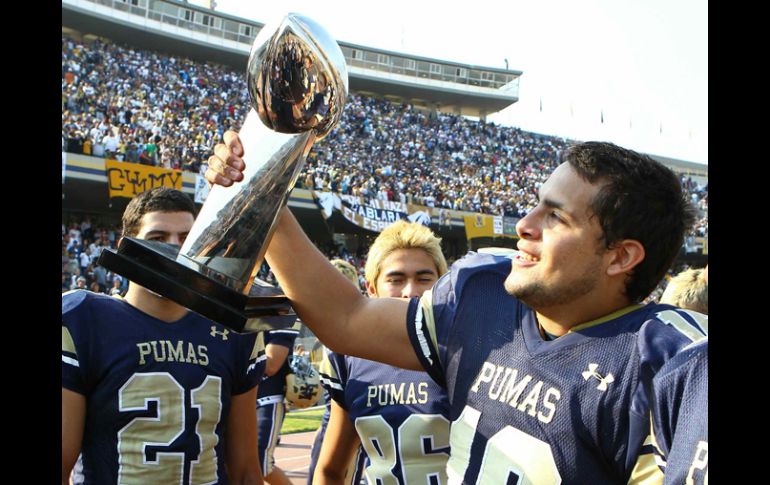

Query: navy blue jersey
320 349 450 485
651 338 708 484
61 290 266 485
257 325 300 402
405 252 708 484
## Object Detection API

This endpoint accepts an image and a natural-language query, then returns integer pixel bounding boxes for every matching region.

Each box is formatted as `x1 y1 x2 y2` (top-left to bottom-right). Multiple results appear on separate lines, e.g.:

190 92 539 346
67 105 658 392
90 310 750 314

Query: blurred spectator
660 267 708 314
71 276 87 291
93 264 109 293
109 277 124 297
79 247 92 275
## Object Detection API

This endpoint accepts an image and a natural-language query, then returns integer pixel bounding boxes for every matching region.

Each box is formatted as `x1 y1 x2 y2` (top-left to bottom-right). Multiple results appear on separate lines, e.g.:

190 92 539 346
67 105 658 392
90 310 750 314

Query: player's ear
605 239 645 277
365 280 377 297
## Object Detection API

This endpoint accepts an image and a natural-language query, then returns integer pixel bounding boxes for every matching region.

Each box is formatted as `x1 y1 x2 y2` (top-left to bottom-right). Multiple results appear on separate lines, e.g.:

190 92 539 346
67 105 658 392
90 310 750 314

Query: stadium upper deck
62 0 521 119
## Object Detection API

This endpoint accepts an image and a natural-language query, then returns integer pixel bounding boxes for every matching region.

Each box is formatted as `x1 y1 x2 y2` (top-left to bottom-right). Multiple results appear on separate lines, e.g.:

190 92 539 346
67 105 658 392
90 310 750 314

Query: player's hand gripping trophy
99 14 348 332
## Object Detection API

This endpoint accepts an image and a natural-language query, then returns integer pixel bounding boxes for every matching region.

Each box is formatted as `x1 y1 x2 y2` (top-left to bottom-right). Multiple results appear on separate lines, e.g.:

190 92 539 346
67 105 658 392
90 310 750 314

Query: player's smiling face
504 163 610 309
369 248 439 299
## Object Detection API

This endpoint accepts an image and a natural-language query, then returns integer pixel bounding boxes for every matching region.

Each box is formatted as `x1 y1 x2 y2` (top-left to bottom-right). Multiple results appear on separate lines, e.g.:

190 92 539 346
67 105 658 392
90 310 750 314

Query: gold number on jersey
449 405 562 485
356 416 398 485
400 414 450 485
686 440 708 485
117 372 222 484
190 376 223 484
355 413 449 485
655 309 708 341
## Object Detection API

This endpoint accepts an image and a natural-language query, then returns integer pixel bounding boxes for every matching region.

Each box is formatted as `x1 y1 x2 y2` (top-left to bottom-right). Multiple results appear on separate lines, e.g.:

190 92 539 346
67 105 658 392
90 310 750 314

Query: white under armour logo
582 363 614 391
210 326 229 340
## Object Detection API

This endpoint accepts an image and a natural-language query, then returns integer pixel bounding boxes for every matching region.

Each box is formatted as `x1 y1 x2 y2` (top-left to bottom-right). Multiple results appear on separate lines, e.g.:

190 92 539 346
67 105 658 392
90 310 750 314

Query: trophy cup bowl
98 13 348 332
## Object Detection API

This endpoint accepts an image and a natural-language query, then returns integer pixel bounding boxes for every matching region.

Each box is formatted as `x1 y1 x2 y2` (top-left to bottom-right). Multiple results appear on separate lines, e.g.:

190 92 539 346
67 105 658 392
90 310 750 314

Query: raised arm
206 132 420 370
266 208 418 368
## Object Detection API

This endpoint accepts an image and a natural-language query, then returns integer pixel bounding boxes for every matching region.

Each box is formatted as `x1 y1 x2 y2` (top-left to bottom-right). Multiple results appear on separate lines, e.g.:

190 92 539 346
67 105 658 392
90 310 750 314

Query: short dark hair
565 141 696 302
121 187 196 238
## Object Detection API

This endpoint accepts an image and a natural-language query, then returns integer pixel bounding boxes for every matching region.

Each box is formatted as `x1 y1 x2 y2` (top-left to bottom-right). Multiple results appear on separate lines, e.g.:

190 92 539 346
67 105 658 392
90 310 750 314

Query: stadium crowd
61 219 126 295
298 94 568 218
62 35 248 173
62 34 707 298
62 35 707 225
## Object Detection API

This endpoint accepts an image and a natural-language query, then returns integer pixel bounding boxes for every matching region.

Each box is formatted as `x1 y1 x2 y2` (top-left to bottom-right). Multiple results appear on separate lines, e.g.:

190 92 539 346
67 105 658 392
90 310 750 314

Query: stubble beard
504 270 599 309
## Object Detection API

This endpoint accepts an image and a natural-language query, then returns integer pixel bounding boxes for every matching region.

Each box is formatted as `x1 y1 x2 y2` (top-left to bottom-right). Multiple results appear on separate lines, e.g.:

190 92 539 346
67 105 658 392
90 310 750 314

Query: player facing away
257 321 301 485
315 220 451 485
207 135 708 483
62 187 266 485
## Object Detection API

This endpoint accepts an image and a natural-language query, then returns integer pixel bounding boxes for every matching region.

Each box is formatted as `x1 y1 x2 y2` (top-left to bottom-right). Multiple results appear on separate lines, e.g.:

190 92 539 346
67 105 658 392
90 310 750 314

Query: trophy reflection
98 13 348 332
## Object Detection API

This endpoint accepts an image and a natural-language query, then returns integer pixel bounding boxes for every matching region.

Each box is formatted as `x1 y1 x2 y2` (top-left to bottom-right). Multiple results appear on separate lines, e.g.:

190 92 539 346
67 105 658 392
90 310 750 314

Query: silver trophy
99 14 348 332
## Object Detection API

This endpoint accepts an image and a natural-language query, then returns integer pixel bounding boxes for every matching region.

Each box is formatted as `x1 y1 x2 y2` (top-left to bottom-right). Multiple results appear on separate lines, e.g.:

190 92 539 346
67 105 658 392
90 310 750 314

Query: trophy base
97 237 296 333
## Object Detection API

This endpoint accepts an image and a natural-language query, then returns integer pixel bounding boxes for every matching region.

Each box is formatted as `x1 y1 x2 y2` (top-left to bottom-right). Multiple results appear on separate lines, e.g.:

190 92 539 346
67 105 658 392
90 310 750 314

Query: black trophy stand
98 237 296 333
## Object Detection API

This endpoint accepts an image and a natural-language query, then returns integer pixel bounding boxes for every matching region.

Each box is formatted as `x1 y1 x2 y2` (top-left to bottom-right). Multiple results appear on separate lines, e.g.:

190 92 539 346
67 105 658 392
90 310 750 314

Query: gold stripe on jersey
677 309 708 337
569 304 643 333
683 310 708 335
62 326 77 355
319 354 338 381
318 354 343 392
628 436 665 485
251 332 266 360
418 289 440 366
654 310 707 342
261 401 286 474
649 414 667 469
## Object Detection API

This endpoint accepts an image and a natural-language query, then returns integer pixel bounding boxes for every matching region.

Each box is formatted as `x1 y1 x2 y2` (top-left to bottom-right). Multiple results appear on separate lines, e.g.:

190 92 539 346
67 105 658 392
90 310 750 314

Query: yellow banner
463 214 519 240
464 214 493 239
105 160 183 198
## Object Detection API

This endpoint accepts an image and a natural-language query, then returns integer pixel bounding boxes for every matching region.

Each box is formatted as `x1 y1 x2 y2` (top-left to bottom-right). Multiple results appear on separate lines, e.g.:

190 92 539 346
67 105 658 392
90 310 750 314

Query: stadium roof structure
649 154 708 178
62 0 521 119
